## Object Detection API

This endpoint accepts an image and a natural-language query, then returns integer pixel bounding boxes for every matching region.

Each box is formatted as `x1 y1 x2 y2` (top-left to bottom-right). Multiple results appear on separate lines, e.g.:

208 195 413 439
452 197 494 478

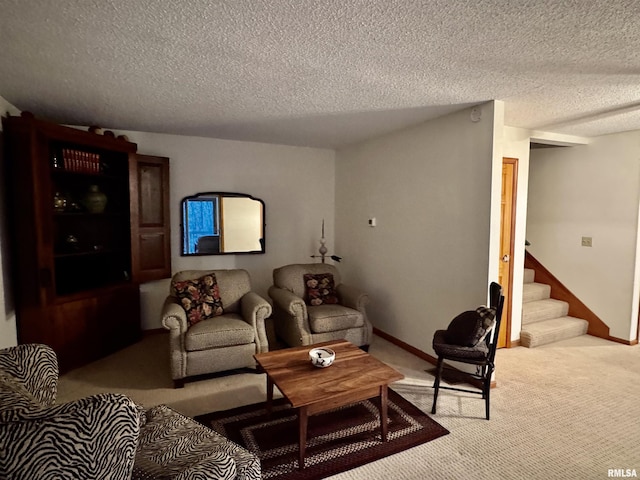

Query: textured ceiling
1 0 640 148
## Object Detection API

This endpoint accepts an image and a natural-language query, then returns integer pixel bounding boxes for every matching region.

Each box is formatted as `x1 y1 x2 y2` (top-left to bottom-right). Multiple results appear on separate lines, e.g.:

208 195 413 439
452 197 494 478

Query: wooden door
129 154 172 283
498 158 518 348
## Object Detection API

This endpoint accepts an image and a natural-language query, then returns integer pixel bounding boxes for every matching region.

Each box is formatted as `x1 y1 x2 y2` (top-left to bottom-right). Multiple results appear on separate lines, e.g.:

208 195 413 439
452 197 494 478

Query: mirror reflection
181 192 265 255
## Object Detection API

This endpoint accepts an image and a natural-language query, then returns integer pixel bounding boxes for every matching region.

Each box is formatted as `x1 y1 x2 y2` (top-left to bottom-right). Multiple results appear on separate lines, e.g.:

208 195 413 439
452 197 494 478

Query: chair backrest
273 263 342 299
170 269 252 313
486 281 505 363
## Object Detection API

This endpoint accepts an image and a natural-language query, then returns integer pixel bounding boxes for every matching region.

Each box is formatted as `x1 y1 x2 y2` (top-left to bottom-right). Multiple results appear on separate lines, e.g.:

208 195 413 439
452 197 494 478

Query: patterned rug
195 389 449 480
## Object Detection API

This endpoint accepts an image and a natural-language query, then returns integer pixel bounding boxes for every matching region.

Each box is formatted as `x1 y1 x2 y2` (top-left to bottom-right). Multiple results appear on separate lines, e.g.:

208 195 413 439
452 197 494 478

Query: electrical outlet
581 236 592 247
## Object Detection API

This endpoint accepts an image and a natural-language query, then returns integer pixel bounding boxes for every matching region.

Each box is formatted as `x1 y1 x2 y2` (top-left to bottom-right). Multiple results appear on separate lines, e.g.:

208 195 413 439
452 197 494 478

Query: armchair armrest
161 296 189 333
0 344 58 406
161 296 189 381
240 292 273 353
0 393 139 480
268 286 307 318
337 284 369 312
268 286 313 346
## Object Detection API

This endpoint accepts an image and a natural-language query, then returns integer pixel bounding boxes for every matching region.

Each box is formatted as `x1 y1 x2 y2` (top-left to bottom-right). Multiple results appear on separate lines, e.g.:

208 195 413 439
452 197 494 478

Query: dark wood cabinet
2 113 171 372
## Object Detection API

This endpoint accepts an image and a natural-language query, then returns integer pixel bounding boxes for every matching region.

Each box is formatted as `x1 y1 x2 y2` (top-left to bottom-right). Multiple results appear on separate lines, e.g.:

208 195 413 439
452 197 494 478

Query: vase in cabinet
82 184 108 213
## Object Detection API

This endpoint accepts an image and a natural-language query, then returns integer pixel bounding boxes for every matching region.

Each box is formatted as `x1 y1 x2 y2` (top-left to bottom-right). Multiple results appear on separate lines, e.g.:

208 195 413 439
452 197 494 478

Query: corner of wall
488 101 505 288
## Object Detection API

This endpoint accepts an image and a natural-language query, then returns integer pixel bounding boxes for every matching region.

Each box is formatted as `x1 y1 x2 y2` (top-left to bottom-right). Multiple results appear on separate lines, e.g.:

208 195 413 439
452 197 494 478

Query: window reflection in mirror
181 193 265 256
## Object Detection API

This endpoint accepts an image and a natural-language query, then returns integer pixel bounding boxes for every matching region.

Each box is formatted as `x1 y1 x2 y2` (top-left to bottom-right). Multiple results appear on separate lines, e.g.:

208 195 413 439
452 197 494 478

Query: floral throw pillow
304 273 339 306
172 274 224 327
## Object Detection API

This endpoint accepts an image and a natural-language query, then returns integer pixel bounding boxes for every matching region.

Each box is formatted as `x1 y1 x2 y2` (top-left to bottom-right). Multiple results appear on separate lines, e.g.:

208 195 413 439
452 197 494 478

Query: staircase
521 268 589 347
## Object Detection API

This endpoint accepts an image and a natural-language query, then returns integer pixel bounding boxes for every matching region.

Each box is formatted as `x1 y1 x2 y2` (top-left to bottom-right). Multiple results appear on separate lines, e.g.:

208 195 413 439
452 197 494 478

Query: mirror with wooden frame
180 192 265 255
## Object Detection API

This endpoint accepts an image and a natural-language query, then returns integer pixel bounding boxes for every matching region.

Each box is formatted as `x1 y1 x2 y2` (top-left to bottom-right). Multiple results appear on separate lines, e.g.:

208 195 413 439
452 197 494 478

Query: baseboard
373 327 438 365
607 335 638 346
510 338 521 347
373 327 497 388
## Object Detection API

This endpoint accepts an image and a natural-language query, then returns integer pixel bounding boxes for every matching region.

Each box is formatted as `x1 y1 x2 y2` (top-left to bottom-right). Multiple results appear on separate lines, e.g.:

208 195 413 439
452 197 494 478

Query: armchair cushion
304 273 339 305
173 273 224 327
185 315 256 351
308 305 364 333
135 405 260 480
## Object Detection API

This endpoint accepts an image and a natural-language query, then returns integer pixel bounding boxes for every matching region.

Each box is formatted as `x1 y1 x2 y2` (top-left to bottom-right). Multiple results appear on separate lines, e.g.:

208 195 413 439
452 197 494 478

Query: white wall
114 129 335 330
0 96 21 348
527 130 640 341
334 103 497 355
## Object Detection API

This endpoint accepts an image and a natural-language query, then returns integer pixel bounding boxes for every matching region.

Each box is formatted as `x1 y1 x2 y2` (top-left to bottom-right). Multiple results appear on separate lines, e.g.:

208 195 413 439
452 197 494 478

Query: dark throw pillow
444 306 496 347
304 273 339 306
172 273 224 327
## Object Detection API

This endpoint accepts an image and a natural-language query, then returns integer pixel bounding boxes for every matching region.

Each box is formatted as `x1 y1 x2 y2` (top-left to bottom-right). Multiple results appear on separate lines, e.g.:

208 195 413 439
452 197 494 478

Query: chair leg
431 357 444 414
484 379 490 420
484 365 493 420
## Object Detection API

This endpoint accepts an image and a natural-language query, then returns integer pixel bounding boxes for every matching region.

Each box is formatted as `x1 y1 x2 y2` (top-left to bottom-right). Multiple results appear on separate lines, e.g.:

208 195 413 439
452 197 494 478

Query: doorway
498 157 518 348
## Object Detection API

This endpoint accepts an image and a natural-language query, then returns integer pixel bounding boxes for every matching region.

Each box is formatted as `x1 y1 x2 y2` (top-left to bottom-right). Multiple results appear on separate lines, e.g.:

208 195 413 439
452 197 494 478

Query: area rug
195 389 449 480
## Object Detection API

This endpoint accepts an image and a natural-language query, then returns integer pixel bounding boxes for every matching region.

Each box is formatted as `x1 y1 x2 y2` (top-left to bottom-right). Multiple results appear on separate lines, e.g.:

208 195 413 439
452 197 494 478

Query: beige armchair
268 263 372 348
162 269 272 388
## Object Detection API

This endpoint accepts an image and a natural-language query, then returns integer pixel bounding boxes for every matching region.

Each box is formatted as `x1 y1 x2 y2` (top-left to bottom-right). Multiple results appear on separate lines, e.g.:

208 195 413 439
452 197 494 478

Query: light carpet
58 333 640 479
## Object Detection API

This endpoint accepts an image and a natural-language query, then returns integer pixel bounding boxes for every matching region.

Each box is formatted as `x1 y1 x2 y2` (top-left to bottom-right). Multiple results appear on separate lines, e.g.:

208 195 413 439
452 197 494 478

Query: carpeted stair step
524 268 535 284
522 298 569 325
523 282 551 303
520 317 589 348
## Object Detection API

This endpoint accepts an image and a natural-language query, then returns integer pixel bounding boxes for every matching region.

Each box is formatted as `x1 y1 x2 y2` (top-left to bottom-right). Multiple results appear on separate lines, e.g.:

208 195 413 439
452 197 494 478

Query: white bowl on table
309 347 336 368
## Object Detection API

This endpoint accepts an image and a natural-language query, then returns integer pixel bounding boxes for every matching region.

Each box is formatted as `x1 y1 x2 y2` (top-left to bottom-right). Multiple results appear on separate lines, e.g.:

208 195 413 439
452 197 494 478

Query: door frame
500 157 519 348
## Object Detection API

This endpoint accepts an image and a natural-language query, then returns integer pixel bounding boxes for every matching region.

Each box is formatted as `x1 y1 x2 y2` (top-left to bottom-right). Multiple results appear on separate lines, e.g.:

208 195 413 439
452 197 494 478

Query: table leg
380 384 389 442
298 406 308 470
266 376 274 415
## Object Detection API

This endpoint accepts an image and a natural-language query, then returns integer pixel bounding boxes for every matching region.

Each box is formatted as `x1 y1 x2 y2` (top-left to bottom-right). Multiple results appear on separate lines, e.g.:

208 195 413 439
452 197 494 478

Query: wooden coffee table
254 339 404 470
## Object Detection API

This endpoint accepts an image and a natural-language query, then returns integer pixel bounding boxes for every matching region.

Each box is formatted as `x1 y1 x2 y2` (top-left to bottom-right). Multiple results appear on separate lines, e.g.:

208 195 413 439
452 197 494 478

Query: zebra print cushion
0 343 58 406
0 371 44 420
0 392 139 480
133 404 261 480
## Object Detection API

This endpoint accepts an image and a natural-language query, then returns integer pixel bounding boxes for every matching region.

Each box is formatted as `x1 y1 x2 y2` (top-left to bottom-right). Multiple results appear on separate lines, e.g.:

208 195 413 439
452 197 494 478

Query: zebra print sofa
0 344 261 480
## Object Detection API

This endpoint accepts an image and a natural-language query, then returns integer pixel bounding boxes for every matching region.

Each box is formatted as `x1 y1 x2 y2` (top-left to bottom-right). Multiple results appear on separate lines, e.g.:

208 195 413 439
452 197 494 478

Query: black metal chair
430 282 504 420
